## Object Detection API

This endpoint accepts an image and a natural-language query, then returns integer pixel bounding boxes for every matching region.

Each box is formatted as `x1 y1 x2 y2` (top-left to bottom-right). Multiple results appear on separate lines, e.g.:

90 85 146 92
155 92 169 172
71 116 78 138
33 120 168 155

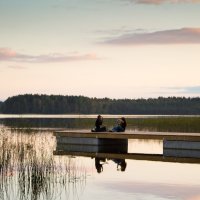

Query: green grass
1 117 200 133
125 117 200 133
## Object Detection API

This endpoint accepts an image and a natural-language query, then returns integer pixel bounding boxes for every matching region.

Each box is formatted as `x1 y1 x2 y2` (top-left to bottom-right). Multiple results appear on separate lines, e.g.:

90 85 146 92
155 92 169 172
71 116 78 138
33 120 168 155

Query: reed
0 128 87 200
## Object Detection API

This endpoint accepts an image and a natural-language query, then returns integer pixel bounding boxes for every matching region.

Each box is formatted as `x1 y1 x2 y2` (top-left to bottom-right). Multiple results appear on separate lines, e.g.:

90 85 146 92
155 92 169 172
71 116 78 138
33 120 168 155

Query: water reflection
94 158 127 173
0 128 87 200
111 158 127 171
55 136 129 174
2 119 200 200
95 157 105 173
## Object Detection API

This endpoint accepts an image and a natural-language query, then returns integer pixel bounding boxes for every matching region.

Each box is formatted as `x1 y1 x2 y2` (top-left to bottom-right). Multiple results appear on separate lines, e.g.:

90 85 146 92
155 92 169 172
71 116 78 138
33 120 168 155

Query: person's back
91 115 107 132
95 116 103 129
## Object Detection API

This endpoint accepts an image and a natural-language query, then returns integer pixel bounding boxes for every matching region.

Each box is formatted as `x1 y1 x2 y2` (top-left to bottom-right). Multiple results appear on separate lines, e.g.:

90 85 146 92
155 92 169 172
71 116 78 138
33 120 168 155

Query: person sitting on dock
110 117 127 132
91 115 107 132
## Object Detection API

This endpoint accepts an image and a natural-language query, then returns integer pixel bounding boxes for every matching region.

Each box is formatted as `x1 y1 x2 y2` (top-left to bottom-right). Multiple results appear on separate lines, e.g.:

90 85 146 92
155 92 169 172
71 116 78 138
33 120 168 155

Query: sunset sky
1 0 200 100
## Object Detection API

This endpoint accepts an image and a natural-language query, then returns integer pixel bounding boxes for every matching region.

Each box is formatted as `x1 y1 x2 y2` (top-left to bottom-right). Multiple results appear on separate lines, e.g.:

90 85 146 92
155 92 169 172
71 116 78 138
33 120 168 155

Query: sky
1 0 200 100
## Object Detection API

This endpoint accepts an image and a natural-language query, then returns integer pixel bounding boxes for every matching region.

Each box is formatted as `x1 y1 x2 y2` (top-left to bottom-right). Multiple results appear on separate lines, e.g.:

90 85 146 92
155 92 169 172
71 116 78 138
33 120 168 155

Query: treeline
0 94 200 114
0 101 2 112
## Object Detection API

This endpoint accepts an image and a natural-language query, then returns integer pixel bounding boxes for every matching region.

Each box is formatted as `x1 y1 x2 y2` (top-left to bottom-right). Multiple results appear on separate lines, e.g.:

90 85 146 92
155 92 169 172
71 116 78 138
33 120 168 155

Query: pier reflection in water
53 134 200 200
53 134 200 199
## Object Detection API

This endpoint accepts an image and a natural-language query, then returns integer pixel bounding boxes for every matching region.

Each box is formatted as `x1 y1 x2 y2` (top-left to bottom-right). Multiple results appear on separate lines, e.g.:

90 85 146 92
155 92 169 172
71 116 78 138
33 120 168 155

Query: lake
1 115 200 200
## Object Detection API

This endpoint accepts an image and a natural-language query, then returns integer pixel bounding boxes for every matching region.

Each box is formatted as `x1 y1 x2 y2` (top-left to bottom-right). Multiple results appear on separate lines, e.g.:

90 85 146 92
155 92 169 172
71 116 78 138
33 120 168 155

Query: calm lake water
1 116 200 200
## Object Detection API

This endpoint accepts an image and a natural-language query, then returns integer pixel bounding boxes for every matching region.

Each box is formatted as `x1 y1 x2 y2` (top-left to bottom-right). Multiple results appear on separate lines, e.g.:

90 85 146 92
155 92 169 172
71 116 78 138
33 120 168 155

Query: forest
0 94 200 114
0 101 2 112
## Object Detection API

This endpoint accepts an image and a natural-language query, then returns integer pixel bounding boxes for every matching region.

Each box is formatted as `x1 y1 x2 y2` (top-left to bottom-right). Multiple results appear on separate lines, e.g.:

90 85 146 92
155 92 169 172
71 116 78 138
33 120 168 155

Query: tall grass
2 117 200 133
0 128 87 200
126 117 200 133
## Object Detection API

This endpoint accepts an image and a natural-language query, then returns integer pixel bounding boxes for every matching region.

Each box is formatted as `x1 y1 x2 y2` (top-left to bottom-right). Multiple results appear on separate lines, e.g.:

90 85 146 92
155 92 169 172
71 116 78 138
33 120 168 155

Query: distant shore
1 94 200 115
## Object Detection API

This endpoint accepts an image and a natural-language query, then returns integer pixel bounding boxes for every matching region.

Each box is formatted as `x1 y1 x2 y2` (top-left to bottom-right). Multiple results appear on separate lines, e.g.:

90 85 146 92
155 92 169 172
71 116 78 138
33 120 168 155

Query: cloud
168 86 200 94
0 48 99 63
7 65 27 70
156 86 200 96
183 86 200 94
0 48 17 59
95 27 146 36
103 28 200 45
124 0 200 4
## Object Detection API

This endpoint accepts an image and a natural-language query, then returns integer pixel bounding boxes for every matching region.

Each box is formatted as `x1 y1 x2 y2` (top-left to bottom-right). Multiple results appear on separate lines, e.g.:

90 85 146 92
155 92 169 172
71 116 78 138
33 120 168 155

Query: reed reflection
0 128 87 200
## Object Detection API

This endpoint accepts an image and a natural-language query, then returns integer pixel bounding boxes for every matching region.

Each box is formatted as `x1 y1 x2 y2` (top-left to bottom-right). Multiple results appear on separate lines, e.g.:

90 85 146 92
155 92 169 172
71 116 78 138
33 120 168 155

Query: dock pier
54 130 200 163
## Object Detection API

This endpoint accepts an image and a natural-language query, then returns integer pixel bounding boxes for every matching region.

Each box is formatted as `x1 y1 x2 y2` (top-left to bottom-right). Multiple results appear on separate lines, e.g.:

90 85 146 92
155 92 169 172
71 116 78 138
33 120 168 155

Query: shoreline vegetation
1 94 200 114
1 117 200 133
0 130 87 200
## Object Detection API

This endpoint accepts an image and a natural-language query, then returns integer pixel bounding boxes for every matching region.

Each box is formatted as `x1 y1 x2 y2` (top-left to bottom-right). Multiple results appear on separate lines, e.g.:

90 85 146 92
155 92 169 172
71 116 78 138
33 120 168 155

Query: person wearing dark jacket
91 115 107 132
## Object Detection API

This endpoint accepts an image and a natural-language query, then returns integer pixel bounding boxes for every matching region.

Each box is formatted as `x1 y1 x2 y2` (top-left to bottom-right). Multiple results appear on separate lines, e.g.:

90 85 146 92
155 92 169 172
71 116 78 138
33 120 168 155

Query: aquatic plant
0 128 87 200
126 117 200 133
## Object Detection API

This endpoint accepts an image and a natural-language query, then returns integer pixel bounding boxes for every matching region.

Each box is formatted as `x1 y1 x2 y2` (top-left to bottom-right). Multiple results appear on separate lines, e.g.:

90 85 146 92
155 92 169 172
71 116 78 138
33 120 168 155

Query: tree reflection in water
0 128 87 200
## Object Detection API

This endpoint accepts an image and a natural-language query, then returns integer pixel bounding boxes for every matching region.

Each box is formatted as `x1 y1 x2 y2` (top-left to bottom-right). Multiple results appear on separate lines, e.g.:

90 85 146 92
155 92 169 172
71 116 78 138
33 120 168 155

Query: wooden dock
54 130 200 163
54 130 200 141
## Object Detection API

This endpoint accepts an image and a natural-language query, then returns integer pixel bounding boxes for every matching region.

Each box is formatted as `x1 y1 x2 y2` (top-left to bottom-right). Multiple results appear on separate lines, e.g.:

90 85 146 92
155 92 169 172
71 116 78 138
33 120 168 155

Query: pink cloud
126 0 200 4
187 196 200 200
103 28 200 45
0 48 99 63
0 48 17 60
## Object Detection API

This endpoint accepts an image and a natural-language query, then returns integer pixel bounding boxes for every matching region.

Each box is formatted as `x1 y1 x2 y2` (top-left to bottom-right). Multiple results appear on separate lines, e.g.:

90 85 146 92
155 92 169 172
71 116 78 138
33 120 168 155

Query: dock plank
54 130 200 141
